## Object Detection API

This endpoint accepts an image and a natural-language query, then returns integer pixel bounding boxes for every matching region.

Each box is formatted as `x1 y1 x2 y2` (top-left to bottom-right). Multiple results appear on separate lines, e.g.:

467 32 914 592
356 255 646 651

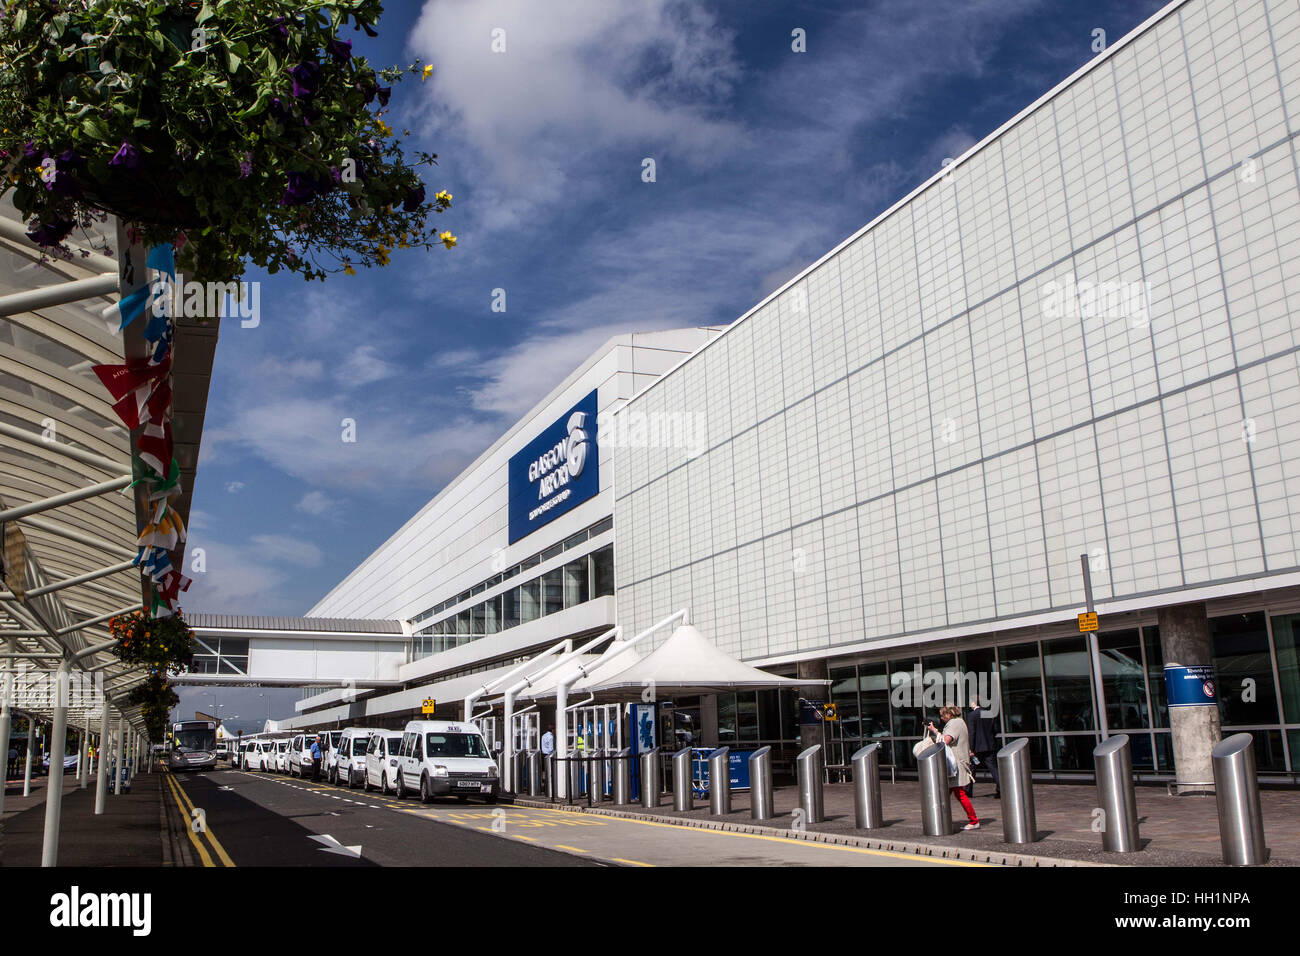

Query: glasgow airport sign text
508 390 599 543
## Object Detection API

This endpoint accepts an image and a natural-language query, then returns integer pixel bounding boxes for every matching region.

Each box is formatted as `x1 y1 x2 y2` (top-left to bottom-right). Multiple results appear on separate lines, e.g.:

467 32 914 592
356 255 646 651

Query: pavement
517 775 1300 867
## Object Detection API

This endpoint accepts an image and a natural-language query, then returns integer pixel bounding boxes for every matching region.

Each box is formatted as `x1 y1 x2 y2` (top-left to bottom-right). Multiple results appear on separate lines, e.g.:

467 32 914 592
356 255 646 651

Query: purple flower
280 171 318 205
327 38 352 63
26 219 75 247
270 16 289 39
402 184 425 212
330 165 341 184
268 96 290 121
289 61 321 98
376 85 391 107
23 141 41 160
238 153 253 178
109 140 139 169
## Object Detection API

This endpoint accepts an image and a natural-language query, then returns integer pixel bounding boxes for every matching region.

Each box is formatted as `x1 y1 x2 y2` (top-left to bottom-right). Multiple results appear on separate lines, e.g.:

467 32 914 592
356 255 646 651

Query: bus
168 720 218 771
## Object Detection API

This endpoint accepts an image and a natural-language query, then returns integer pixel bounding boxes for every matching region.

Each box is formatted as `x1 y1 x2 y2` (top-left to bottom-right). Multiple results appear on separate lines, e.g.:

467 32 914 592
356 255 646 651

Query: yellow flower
421 64 434 81
375 246 391 266
376 119 393 137
435 190 452 204
344 262 356 276
440 231 457 249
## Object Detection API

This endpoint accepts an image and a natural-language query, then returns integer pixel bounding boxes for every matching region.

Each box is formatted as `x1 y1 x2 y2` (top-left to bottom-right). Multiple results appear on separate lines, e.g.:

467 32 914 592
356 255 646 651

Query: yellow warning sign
422 698 437 715
1078 612 1099 633
824 703 839 722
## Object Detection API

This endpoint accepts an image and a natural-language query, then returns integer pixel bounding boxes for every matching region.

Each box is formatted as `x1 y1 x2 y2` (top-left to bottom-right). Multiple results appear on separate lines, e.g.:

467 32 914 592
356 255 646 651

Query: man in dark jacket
968 700 1000 798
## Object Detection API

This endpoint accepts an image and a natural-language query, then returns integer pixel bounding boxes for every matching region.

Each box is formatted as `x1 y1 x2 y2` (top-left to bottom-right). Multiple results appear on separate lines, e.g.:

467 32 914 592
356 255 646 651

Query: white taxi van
394 720 499 804
333 727 382 787
363 731 404 794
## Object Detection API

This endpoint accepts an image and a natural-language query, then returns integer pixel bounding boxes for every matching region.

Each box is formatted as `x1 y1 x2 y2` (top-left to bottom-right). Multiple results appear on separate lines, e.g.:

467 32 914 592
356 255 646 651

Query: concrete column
94 699 111 814
797 658 830 757
41 662 70 866
1157 602 1221 791
23 719 34 796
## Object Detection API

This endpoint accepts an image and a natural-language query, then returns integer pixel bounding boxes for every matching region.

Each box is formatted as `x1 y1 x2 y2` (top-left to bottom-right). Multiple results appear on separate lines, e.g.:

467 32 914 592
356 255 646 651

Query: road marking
612 858 655 867
514 806 988 866
167 774 236 867
553 844 589 854
163 775 213 867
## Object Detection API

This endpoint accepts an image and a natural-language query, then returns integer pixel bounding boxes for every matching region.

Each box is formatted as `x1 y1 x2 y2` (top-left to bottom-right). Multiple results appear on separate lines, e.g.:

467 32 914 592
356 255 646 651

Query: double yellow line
164 772 235 867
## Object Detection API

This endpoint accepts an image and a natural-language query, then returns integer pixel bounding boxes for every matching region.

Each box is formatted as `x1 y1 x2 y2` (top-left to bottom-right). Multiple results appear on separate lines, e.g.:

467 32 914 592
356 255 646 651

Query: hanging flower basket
108 608 195 674
0 0 453 282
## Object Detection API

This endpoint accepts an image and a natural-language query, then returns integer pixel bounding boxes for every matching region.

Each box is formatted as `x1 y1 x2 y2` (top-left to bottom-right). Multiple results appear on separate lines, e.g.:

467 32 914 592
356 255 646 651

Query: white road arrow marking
219 786 234 791
309 834 362 859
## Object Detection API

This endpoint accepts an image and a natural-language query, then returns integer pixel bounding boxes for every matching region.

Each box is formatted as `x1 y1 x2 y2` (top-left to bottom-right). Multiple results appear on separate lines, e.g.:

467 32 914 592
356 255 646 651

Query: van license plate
456 780 479 788
480 785 492 794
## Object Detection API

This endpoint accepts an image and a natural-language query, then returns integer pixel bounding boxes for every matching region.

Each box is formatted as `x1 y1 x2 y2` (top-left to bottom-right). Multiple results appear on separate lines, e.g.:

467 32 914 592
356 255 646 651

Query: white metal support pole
40 660 71 866
0 637 12 817
113 716 124 795
23 719 34 796
79 713 90 788
94 698 110 813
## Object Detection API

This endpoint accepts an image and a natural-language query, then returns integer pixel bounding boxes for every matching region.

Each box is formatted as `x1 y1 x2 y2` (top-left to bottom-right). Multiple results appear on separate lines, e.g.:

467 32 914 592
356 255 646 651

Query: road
167 766 967 867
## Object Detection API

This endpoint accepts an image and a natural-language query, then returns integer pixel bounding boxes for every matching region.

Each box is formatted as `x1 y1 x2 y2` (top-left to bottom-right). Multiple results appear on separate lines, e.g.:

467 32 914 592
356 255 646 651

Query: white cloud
296 490 336 516
249 534 324 568
181 539 298 616
339 345 396 387
225 481 246 494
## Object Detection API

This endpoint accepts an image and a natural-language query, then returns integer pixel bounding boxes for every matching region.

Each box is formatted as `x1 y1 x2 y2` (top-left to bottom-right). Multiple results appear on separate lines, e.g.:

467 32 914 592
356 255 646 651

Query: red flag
142 376 172 426
92 355 170 401
137 420 173 476
109 386 149 430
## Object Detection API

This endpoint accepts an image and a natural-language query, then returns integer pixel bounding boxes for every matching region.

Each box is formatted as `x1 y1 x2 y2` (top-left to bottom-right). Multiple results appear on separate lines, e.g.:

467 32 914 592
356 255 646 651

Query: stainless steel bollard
568 754 584 801
997 738 1037 844
918 742 952 836
750 746 774 821
1094 734 1140 852
672 746 693 811
1213 733 1266 866
851 743 884 829
512 750 526 793
708 747 731 815
612 748 632 805
640 747 662 808
588 750 607 806
796 744 824 825
526 750 542 797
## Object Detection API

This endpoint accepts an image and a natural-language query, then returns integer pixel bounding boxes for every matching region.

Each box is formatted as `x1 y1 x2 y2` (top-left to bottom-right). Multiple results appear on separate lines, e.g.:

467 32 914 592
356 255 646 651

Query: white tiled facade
614 0 1300 665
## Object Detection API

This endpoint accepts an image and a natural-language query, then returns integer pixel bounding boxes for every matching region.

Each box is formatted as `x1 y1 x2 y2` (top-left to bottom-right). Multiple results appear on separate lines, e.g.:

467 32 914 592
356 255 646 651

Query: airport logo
509 390 600 542
49 886 151 937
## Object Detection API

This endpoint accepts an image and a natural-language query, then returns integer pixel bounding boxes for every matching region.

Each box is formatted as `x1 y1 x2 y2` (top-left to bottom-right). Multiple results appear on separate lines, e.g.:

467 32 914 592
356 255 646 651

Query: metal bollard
796 744 823 825
918 742 952 836
588 750 607 806
547 753 557 801
851 743 884 829
612 748 632 805
708 747 731 815
567 755 584 802
526 750 542 797
1094 734 1140 852
641 747 662 808
997 738 1037 844
672 746 693 811
512 750 526 793
750 747 774 821
1213 733 1266 866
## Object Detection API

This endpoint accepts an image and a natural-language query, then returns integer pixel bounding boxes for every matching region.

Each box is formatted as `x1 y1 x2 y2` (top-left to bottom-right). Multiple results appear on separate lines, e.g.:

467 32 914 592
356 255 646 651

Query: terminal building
248 0 1299 786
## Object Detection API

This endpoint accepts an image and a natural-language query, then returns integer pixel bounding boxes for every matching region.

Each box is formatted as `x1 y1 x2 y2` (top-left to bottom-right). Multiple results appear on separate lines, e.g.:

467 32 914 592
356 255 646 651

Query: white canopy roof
568 624 821 702
514 647 641 703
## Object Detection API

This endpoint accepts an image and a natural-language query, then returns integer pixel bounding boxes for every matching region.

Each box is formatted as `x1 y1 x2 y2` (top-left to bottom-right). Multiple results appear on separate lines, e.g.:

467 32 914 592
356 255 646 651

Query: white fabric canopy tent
558 624 823 702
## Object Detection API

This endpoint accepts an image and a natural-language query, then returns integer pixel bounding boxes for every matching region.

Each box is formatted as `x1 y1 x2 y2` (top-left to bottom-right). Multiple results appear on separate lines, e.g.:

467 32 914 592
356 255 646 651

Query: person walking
310 735 323 782
968 699 1000 798
929 706 979 830
540 726 555 789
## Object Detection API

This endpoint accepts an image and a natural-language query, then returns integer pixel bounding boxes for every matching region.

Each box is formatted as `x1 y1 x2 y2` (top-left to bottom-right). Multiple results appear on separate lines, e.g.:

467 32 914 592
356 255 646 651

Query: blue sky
181 0 1172 631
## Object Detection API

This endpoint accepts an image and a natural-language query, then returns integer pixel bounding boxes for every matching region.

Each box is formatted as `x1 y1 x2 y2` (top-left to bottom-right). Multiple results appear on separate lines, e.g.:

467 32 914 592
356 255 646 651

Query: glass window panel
564 531 588 551
1144 627 1169 728
542 569 564 615
218 638 249 657
888 657 925 740
192 655 218 674
737 692 759 742
957 647 998 718
563 558 588 608
1273 614 1300 724
779 689 799 743
757 690 781 740
520 578 540 624
857 662 891 739
1212 612 1278 725
1153 731 1173 772
485 594 500 635
1250 730 1287 772
829 666 860 738
1050 734 1097 772
674 697 701 748
456 610 470 635
590 545 614 598
502 587 520 630
541 544 563 562
717 694 737 744
590 516 613 536
999 643 1046 734
1042 637 1095 732
1097 629 1149 730
218 657 246 675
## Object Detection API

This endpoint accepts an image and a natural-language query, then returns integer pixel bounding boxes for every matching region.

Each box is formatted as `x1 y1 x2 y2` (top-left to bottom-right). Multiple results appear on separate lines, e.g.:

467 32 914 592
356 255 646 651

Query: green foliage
0 0 452 281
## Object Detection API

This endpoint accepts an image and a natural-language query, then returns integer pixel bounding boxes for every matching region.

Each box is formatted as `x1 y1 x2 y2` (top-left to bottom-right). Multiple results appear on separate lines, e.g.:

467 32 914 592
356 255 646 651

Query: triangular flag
92 355 170 401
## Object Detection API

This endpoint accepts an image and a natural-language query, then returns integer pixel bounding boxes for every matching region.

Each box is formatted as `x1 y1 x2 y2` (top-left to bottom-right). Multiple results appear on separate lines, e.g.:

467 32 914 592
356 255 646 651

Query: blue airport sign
508 390 599 543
